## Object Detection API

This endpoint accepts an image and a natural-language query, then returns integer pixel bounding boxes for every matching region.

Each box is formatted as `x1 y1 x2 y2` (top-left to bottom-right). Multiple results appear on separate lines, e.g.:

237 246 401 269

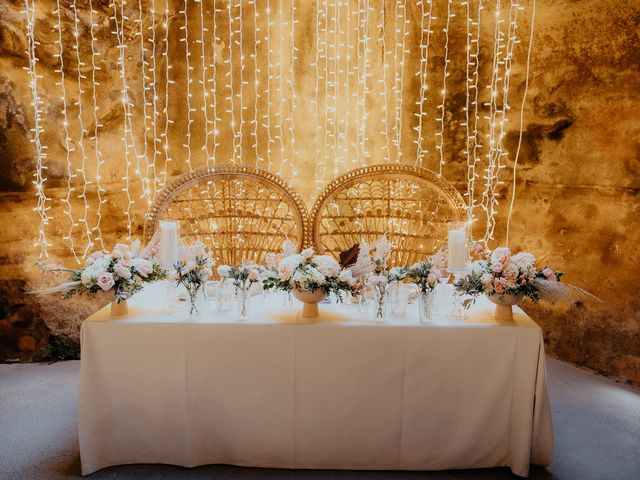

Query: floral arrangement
263 243 355 299
454 246 564 305
34 240 165 303
173 241 214 314
407 260 442 294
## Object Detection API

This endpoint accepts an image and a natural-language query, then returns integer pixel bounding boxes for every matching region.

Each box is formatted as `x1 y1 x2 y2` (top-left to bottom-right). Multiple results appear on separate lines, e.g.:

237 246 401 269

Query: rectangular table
79 283 553 477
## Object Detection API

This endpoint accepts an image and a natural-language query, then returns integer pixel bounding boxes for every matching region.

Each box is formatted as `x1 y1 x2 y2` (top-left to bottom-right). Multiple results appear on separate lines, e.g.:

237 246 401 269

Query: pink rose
491 262 504 274
97 273 115 291
542 267 557 282
503 263 519 282
491 247 512 268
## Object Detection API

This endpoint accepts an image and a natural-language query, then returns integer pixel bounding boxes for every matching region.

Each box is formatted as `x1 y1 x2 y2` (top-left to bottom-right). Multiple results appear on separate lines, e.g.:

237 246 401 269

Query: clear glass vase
373 286 388 323
418 290 434 324
236 287 250 320
186 283 207 319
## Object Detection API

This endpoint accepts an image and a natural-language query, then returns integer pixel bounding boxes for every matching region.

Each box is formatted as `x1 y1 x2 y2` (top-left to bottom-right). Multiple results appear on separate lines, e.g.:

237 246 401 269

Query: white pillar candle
447 229 467 271
159 221 179 269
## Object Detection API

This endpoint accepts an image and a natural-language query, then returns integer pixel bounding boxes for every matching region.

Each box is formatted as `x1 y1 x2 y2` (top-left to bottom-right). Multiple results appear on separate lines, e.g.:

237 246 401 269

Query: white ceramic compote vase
485 293 525 322
292 289 327 318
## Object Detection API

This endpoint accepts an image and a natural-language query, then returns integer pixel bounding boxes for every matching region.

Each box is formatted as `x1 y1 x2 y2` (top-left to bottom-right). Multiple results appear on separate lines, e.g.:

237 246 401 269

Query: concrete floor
0 358 638 480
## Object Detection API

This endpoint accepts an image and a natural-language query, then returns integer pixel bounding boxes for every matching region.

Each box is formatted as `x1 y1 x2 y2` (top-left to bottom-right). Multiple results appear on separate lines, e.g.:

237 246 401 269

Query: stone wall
0 0 638 386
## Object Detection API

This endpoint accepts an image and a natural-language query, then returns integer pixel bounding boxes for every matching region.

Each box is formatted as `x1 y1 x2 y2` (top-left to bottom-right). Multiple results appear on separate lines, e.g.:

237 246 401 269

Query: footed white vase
292 289 327 319
110 299 129 316
485 293 525 321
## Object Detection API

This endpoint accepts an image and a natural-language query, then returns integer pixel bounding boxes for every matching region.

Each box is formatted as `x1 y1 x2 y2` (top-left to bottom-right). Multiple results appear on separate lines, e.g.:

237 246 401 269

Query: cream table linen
79 283 553 477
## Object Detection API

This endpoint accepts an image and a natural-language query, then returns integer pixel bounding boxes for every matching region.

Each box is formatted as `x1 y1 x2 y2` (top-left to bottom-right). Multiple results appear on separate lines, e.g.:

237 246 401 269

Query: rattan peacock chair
310 164 466 266
144 165 309 268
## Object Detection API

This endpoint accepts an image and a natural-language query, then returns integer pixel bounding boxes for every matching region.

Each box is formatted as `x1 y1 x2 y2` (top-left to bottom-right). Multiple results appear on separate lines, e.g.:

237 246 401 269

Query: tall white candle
159 221 178 269
447 229 467 271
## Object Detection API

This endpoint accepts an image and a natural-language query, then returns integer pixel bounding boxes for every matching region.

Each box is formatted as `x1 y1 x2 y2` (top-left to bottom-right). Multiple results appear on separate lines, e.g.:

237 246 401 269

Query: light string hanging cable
481 0 521 244
378 1 392 163
436 0 453 176
180 0 195 170
24 0 50 260
53 0 79 262
136 0 153 201
414 0 434 168
197 0 212 163
111 0 134 239
357 0 371 164
147 0 161 193
343 0 351 167
160 0 173 186
87 0 106 250
71 0 94 256
467 0 483 224
506 0 534 245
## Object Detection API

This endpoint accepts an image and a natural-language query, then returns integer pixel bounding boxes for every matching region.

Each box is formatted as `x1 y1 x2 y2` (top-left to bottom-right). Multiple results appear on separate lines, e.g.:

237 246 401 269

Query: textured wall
0 0 638 386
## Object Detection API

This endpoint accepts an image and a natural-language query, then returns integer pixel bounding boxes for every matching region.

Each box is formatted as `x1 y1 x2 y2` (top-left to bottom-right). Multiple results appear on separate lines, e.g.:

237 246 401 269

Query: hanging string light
332 0 342 176
378 1 392 163
71 0 94 257
53 0 78 262
226 0 238 164
436 0 453 176
357 0 371 163
237 0 245 165
24 0 50 260
251 0 261 165
87 0 106 251
392 0 408 163
265 0 273 171
467 0 483 223
160 0 174 187
180 0 195 171
276 0 287 174
313 0 324 192
136 0 153 200
147 0 161 193
197 0 212 163
289 0 298 177
111 0 134 238
414 0 434 168
481 0 521 244
210 0 220 164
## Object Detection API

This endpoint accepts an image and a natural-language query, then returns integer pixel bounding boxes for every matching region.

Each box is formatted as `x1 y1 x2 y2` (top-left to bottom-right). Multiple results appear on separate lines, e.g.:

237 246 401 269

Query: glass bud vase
237 287 250 320
373 286 388 323
187 283 207 319
418 290 435 324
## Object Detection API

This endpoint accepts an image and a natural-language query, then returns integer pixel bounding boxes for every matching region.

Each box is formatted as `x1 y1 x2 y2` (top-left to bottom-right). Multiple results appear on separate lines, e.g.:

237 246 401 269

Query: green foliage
40 336 80 363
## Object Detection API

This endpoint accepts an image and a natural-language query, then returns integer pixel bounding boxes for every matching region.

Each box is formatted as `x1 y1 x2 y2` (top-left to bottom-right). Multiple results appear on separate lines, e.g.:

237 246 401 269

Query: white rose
427 273 437 285
113 262 132 280
80 269 94 287
134 259 153 277
481 272 494 288
512 252 536 269
308 267 326 285
313 255 340 278
301 247 314 260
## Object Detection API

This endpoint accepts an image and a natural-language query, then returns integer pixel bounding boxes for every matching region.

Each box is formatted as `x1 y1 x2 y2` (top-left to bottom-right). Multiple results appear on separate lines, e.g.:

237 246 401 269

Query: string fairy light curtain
23 0 534 261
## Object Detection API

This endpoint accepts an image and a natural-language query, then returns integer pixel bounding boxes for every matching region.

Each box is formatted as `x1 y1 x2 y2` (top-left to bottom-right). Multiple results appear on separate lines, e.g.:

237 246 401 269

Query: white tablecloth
79 284 553 477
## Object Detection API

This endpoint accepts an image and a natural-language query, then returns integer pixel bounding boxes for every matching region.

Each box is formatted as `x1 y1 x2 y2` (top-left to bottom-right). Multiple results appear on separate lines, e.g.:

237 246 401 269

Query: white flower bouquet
454 246 565 305
263 245 355 299
34 240 165 304
173 241 214 315
407 260 442 294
